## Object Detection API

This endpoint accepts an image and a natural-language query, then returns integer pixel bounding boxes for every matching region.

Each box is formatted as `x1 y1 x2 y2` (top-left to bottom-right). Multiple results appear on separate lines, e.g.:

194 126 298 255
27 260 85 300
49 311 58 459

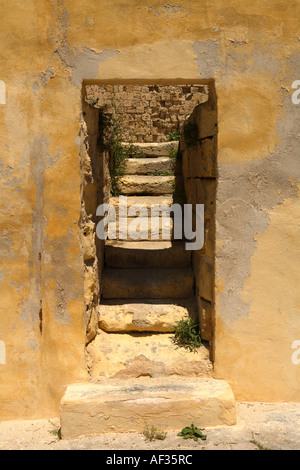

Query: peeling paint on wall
52 0 119 86
193 40 223 78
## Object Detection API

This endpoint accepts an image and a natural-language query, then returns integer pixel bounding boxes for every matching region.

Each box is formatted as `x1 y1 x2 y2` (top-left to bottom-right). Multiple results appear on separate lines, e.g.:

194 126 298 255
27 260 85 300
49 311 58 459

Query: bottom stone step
60 377 236 438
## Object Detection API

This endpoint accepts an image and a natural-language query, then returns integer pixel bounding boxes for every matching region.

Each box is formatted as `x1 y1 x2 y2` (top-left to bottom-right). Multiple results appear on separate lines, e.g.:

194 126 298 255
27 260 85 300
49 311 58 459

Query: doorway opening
79 79 217 378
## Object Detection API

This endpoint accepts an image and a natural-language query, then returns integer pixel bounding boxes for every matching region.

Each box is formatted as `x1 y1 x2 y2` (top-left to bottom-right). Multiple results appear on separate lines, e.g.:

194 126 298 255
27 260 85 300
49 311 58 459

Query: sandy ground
0 402 299 451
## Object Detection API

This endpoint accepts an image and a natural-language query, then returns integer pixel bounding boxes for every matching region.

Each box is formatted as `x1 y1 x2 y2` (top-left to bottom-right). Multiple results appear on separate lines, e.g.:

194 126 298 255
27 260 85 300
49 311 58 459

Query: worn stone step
60 377 236 437
102 268 194 299
109 195 182 220
116 175 176 195
87 330 212 379
98 298 197 332
122 141 179 158
124 157 176 175
110 195 174 212
105 241 191 268
107 217 180 241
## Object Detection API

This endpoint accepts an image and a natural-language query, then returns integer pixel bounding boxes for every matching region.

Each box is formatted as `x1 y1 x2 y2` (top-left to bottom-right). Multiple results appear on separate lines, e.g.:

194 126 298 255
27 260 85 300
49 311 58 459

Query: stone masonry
85 84 209 142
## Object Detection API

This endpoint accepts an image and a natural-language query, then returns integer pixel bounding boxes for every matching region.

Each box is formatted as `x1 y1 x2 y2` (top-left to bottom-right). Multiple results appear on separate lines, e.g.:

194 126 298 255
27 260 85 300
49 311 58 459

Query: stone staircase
59 141 236 438
94 141 211 378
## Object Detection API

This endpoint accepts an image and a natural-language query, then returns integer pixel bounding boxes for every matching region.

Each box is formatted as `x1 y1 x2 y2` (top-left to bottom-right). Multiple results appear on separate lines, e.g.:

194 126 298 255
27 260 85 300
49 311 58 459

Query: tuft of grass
48 420 61 440
177 424 207 442
150 170 173 176
108 101 131 196
251 433 271 450
143 424 167 442
172 317 202 353
169 147 182 163
168 130 180 141
97 89 138 196
87 96 99 107
169 147 178 159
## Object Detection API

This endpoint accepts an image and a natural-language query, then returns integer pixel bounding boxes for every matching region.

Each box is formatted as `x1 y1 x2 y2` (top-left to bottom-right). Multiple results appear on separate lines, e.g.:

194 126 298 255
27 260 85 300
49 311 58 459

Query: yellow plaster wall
215 197 300 401
0 0 299 418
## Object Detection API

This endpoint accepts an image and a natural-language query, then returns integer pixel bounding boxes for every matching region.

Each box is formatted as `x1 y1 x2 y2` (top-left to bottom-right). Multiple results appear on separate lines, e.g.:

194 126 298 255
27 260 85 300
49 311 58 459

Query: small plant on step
143 424 167 442
177 424 207 442
250 433 271 450
109 99 130 196
169 147 178 160
169 146 182 163
172 317 202 353
150 170 173 176
168 130 180 141
48 420 61 440
87 96 99 108
99 90 137 196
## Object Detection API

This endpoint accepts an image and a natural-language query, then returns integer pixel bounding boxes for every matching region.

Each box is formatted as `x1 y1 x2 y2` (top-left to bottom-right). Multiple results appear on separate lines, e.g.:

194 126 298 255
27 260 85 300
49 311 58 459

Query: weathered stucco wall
0 0 299 418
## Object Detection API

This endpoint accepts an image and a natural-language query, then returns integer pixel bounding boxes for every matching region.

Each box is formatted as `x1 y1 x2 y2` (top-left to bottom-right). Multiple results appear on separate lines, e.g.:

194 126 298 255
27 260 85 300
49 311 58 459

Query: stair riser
105 244 191 268
110 196 174 211
88 331 211 379
116 175 175 195
121 141 179 157
98 301 195 332
102 270 194 299
125 157 175 175
60 379 236 438
106 218 185 241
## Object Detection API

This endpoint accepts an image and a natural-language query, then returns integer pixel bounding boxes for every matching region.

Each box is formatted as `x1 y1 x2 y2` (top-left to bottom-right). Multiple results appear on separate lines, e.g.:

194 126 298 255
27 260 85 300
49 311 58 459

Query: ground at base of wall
0 402 299 450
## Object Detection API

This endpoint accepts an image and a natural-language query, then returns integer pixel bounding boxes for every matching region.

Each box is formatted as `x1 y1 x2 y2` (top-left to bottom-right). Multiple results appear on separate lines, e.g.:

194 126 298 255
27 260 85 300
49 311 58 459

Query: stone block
60 378 236 438
116 175 175 195
195 179 216 217
199 136 217 178
197 297 214 342
79 222 96 261
87 330 212 379
193 98 218 139
124 157 175 175
98 299 194 332
194 255 215 302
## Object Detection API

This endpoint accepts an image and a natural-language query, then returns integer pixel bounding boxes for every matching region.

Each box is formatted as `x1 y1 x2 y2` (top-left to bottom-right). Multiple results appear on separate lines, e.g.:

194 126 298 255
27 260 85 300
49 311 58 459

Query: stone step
122 141 179 158
124 157 176 175
60 377 236 438
107 217 180 241
105 241 191 268
110 195 174 212
98 298 197 332
102 268 194 299
116 175 176 195
109 195 176 220
87 330 212 379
